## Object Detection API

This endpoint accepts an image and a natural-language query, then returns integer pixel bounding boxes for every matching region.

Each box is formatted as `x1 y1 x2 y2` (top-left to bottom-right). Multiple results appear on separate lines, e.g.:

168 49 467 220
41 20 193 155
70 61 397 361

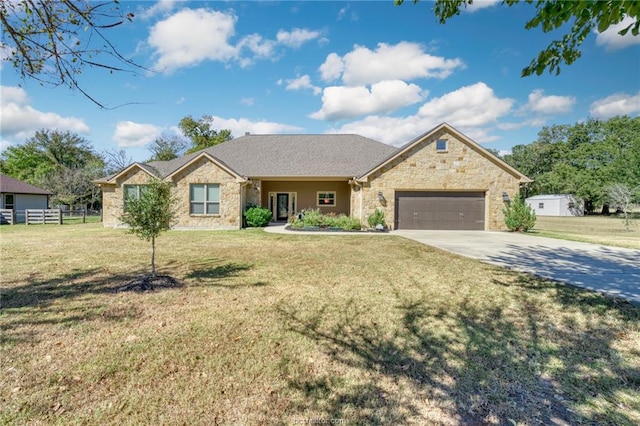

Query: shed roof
525 194 575 201
0 174 52 195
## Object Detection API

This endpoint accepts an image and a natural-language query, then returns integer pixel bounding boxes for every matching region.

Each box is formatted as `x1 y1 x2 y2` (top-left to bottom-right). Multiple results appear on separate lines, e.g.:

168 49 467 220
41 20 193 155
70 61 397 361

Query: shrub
503 194 536 232
244 205 273 227
367 209 386 229
289 209 362 231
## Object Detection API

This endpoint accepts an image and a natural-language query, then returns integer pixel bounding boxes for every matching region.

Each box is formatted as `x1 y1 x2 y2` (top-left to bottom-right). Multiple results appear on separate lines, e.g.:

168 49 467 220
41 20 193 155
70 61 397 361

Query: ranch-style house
97 123 531 231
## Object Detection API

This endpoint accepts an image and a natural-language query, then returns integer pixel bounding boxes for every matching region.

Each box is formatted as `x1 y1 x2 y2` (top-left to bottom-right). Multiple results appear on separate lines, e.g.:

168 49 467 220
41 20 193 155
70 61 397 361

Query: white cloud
276 28 320 48
311 80 426 121
466 0 501 13
113 121 162 147
589 91 640 119
148 9 322 72
417 82 513 127
318 52 344 82
283 75 322 95
596 16 640 51
240 97 255 106
148 8 238 72
524 89 576 114
319 42 464 85
0 86 89 142
327 82 513 145
140 0 178 19
208 116 303 136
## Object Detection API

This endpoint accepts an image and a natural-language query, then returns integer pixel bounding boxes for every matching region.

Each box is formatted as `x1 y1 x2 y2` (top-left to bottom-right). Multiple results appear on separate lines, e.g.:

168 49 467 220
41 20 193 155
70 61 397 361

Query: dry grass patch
1 224 639 425
532 215 640 249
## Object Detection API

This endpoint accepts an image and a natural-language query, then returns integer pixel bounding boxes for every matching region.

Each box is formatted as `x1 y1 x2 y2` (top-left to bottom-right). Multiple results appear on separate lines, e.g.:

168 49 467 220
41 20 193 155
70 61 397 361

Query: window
123 185 148 210
538 202 544 209
436 139 447 151
190 184 220 215
317 191 336 207
4 194 14 209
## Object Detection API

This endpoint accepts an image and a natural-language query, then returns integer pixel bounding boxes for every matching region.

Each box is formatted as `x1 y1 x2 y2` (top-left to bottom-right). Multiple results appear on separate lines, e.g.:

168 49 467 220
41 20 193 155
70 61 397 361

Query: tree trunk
151 236 156 278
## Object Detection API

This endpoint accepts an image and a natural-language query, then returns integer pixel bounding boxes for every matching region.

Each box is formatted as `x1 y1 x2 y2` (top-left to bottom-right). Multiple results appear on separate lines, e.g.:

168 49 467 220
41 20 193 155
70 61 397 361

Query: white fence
0 209 62 225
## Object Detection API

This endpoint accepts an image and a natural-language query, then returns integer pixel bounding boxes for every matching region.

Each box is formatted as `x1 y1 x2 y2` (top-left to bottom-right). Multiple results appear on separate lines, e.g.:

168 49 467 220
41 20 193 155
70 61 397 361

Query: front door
276 193 289 221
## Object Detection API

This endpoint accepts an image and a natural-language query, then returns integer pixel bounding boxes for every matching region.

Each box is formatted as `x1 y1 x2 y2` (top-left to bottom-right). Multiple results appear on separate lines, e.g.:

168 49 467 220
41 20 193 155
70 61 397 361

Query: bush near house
504 194 537 232
244 205 273 227
290 209 362 231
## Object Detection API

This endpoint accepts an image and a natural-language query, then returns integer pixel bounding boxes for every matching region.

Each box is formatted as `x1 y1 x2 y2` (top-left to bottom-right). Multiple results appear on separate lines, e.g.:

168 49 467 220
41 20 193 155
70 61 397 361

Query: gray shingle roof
145 134 398 179
0 174 52 195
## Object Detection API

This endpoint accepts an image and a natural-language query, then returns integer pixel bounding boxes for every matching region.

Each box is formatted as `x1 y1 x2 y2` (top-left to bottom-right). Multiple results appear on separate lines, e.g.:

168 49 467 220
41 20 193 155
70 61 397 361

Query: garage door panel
395 191 485 230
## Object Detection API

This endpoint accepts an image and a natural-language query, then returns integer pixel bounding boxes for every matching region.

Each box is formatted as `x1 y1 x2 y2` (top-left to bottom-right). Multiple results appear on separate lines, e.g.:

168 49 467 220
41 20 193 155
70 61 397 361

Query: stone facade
355 129 523 231
172 157 244 229
102 158 246 230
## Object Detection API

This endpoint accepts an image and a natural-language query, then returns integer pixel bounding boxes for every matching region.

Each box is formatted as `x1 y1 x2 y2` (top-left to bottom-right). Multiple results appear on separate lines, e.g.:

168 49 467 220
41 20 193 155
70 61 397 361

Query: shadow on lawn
277 274 640 425
185 260 267 289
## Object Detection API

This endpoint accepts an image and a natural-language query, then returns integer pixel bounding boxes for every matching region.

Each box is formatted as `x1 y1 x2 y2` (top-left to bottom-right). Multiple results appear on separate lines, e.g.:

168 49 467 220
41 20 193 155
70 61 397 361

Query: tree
503 117 640 214
607 183 638 231
503 194 536 232
396 0 639 76
103 148 134 174
179 115 233 154
119 178 177 281
148 135 187 162
0 130 106 208
1 0 144 108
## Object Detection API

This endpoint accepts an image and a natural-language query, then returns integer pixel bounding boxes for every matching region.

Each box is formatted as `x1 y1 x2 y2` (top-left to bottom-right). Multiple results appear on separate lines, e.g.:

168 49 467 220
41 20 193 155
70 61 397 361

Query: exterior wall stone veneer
171 157 243 229
356 130 522 231
101 167 156 227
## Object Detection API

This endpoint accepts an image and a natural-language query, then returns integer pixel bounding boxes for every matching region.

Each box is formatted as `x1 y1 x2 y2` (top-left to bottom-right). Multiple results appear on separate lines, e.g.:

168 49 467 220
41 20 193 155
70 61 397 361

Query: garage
395 191 485 230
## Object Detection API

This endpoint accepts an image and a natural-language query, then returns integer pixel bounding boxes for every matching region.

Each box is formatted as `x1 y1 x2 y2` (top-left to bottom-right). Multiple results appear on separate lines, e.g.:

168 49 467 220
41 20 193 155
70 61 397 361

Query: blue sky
2 0 639 162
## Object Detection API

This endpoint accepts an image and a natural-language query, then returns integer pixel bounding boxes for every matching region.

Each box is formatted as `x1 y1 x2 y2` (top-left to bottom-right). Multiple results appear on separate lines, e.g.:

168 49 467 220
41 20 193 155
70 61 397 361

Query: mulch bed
115 274 182 292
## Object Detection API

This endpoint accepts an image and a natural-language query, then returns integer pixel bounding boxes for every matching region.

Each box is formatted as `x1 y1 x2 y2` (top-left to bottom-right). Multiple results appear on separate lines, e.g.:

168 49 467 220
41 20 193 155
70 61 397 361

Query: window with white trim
190 184 220 215
436 139 447 152
317 191 336 207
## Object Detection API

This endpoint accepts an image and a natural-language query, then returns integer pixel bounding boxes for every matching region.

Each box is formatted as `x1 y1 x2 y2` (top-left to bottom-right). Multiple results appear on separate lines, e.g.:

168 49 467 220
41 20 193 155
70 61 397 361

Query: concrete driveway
392 230 640 305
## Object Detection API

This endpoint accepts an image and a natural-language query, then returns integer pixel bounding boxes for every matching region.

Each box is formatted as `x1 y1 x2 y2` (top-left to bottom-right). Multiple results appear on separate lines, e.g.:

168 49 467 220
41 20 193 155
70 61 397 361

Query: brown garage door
395 191 485 230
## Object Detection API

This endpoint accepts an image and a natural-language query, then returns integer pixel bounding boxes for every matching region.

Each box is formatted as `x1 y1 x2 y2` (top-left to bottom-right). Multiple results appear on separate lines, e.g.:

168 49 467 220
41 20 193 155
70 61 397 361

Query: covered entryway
395 191 485 230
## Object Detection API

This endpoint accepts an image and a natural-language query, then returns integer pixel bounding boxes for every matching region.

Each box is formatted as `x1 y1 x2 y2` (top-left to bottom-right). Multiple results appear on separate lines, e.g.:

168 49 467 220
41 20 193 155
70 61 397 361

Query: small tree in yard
119 178 178 290
503 194 536 232
607 183 637 231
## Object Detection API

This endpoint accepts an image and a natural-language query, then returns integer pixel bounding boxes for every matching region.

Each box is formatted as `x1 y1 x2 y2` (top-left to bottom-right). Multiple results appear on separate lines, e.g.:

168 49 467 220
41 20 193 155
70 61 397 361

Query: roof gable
357 123 532 183
0 174 52 195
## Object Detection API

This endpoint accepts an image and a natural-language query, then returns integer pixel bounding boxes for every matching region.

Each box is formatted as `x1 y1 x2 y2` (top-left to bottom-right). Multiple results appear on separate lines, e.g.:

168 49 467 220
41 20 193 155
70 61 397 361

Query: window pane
124 185 138 200
191 184 205 202
191 202 204 214
207 184 220 202
206 203 220 215
5 194 14 204
436 139 447 151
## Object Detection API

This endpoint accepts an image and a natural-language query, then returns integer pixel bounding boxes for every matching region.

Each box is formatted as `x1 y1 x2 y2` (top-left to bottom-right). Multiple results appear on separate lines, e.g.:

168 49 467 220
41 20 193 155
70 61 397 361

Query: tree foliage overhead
396 0 639 76
1 0 142 108
503 116 640 213
179 115 233 154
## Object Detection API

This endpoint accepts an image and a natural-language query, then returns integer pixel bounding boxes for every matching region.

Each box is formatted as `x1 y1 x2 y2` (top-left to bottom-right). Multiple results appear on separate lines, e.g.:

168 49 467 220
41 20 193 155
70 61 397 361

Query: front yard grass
532 215 640 249
1 224 638 425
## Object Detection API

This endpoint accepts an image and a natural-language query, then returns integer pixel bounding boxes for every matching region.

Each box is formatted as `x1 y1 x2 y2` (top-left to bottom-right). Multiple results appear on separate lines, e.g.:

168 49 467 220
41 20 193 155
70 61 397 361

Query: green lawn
1 224 638 425
532 215 640 249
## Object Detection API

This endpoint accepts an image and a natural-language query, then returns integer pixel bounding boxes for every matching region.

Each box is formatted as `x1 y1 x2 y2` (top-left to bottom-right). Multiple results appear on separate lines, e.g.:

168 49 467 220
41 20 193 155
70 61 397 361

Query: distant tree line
502 116 640 214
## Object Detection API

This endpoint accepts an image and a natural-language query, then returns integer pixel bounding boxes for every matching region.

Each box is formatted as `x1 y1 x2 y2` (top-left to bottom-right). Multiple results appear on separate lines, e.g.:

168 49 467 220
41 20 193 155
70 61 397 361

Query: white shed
525 194 584 217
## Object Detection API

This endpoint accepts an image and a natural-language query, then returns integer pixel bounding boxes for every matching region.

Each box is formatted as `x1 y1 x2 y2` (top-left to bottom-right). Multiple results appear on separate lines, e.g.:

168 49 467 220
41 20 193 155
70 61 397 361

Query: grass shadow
185 261 266 289
276 273 640 424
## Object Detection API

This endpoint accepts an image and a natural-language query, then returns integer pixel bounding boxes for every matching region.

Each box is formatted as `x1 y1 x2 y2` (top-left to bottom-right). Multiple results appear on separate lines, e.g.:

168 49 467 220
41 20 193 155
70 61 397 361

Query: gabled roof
101 134 398 182
357 123 533 183
0 174 52 195
202 134 397 177
94 162 159 184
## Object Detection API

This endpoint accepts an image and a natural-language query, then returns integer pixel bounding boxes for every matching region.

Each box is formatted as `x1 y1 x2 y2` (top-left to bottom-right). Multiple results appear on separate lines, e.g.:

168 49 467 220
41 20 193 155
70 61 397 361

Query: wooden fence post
82 208 86 223
58 209 63 225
